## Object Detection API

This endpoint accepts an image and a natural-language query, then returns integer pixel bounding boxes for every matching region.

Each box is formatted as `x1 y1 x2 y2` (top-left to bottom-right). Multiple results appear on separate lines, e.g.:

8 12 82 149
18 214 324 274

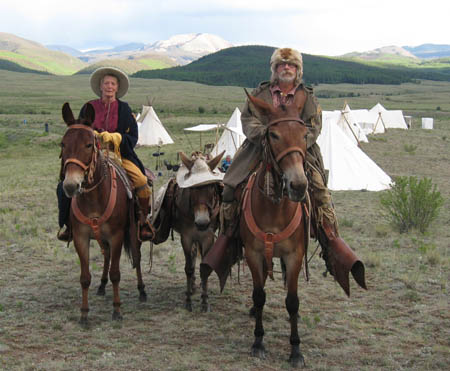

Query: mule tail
124 197 140 268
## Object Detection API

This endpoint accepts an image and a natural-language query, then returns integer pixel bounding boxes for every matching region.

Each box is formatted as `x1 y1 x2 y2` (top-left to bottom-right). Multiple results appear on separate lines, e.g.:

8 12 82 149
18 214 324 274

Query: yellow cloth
95 131 122 160
122 159 151 198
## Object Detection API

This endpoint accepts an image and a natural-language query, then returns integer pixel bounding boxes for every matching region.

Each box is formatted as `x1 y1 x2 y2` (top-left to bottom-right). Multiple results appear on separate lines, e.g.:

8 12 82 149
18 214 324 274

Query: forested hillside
133 45 450 87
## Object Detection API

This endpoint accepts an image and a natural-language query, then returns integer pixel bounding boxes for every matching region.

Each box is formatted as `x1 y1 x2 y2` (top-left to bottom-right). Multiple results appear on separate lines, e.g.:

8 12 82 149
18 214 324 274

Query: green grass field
0 71 449 370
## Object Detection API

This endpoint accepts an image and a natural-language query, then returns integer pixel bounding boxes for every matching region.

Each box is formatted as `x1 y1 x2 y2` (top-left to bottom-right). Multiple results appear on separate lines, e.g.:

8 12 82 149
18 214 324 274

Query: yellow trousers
122 159 151 198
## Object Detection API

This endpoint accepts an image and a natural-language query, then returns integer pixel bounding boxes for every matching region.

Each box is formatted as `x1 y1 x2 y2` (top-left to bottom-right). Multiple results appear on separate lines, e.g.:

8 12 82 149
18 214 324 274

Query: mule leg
97 247 110 296
284 254 305 368
74 233 91 326
199 261 212 313
181 236 195 312
134 242 147 302
246 250 267 359
199 237 214 312
109 235 123 321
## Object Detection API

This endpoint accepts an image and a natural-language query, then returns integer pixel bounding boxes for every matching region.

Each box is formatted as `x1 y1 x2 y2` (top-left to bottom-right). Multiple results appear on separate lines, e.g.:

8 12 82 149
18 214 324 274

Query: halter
62 124 99 188
261 117 307 201
267 117 306 165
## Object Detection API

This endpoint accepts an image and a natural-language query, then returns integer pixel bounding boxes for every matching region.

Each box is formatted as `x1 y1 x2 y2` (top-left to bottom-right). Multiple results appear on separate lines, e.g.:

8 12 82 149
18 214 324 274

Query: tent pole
342 111 360 146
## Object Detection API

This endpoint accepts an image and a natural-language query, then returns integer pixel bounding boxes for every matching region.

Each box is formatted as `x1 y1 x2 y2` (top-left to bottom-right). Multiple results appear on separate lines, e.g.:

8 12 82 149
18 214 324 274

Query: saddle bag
152 179 176 244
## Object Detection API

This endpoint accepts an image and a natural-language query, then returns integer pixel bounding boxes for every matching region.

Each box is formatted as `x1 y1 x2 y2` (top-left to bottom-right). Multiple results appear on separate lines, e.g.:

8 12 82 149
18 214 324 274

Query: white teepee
211 107 246 158
136 105 174 146
317 112 392 191
335 104 369 144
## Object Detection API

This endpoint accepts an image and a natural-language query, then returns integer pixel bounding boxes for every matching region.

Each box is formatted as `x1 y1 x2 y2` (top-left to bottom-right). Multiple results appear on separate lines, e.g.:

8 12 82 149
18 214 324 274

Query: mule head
246 90 308 202
189 183 220 231
60 103 97 197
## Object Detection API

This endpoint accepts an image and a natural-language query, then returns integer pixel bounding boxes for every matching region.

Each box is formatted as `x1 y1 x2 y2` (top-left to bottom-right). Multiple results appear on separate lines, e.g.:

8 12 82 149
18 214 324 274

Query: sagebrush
380 176 445 233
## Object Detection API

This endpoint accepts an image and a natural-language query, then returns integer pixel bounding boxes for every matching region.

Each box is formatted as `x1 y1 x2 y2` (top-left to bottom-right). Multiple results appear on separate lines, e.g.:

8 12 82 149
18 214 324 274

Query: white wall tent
317 112 392 191
211 107 246 158
351 108 384 135
369 103 408 131
321 108 368 146
137 106 174 146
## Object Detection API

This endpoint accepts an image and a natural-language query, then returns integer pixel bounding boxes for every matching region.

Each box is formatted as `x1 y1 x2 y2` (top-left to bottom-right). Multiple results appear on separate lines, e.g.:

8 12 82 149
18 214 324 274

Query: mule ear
244 88 276 116
80 103 96 126
179 151 194 171
292 90 307 114
62 102 75 126
207 150 225 171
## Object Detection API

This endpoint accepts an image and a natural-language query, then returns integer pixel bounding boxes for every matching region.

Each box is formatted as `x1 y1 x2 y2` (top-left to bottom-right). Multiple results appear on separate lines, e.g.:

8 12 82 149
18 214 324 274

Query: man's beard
278 70 296 84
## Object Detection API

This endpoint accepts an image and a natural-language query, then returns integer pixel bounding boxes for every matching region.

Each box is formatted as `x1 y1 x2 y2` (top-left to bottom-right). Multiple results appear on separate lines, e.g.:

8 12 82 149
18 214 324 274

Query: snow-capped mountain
146 33 232 54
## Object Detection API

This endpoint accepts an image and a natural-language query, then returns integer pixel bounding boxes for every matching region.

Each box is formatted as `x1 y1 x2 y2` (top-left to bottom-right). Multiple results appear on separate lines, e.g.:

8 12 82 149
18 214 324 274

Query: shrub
380 176 444 233
403 143 417 154
198 106 205 114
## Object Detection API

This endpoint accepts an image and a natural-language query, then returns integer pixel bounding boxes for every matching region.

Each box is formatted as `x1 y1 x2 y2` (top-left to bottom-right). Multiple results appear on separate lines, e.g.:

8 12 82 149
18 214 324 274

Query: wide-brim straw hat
176 158 224 188
90 67 129 99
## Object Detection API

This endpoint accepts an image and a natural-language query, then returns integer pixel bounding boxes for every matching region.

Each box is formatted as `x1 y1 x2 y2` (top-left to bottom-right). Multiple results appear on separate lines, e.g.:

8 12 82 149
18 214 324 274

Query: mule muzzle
285 174 308 202
63 173 84 197
194 209 210 231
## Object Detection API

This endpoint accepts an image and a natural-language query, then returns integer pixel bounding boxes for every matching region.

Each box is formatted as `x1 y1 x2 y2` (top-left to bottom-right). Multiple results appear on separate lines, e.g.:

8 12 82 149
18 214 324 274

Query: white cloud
1 0 449 54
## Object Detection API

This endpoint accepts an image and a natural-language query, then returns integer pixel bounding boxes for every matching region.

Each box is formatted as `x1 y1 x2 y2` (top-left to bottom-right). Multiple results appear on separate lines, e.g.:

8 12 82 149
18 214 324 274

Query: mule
153 152 224 312
60 102 147 325
239 94 309 367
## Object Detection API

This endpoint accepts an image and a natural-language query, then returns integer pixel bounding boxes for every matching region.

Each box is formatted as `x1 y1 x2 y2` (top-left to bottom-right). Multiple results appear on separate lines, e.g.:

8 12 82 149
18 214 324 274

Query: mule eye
86 143 93 148
270 132 279 140
60 142 65 148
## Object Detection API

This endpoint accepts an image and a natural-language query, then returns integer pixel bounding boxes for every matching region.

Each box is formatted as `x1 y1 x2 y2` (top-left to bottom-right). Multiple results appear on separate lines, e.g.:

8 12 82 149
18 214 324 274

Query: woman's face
100 75 119 100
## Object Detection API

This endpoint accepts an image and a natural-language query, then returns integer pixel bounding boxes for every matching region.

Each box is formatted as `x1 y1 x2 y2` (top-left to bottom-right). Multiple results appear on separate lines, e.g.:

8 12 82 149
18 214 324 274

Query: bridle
267 117 306 166
62 124 101 191
261 117 307 201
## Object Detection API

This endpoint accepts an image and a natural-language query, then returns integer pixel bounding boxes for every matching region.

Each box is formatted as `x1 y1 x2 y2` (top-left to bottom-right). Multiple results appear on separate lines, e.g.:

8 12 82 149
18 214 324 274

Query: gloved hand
98 131 114 143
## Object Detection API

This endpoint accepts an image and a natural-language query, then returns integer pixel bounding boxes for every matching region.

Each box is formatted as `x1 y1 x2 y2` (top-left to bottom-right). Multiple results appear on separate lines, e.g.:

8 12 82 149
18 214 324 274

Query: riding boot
57 226 71 242
220 200 239 235
203 183 239 292
319 216 367 296
138 196 155 241
56 182 72 242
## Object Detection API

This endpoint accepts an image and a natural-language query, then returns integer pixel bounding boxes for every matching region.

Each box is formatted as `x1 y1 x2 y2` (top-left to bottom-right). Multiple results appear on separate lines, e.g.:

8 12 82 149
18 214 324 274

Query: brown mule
238 93 310 367
59 102 147 326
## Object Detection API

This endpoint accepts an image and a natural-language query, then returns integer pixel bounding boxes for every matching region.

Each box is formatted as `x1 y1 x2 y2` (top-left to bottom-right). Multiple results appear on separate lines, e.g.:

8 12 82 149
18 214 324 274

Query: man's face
276 62 297 84
100 75 119 99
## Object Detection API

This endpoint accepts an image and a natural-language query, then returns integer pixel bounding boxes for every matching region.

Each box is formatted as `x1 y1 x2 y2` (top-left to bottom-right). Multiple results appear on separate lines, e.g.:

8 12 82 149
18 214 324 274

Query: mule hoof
251 345 266 359
79 317 89 328
185 302 193 312
201 303 211 313
289 354 305 368
97 286 106 296
112 311 123 321
139 291 147 303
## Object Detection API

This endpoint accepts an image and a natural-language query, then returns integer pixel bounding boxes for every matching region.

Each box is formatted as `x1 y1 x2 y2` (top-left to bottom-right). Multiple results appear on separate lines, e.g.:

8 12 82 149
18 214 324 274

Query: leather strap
268 117 305 126
275 146 305 163
243 173 303 279
71 166 118 254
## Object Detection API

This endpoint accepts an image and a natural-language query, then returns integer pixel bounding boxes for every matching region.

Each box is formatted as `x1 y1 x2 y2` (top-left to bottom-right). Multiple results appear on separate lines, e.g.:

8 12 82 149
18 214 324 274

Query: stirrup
138 220 155 242
57 227 72 242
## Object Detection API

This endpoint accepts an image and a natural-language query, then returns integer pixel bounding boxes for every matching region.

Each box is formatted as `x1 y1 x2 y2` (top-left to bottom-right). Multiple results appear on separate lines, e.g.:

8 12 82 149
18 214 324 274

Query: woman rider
57 67 154 242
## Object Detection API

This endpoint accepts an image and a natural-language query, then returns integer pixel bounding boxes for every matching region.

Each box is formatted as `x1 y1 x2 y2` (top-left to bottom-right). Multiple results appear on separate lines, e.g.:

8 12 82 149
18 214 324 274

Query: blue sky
2 0 449 55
